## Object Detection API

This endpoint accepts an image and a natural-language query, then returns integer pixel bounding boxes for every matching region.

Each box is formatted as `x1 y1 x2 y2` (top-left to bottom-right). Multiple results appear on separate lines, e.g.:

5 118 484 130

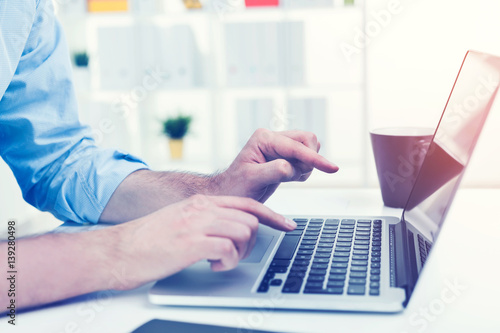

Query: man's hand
114 194 296 290
215 129 339 202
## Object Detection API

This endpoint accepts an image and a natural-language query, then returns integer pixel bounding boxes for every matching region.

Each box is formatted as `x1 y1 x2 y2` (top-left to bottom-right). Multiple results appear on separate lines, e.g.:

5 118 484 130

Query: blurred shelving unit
55 0 367 187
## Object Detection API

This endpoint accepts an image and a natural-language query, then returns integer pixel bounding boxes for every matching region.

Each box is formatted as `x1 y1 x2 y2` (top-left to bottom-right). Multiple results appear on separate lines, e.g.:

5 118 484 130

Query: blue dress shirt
0 0 149 223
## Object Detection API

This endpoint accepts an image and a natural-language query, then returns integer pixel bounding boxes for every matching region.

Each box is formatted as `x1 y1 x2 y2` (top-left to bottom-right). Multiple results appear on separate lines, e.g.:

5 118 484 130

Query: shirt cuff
52 149 149 224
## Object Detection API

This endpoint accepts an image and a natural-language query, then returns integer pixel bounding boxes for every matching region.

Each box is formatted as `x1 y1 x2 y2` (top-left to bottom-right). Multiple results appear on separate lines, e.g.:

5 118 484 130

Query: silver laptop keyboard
257 218 382 296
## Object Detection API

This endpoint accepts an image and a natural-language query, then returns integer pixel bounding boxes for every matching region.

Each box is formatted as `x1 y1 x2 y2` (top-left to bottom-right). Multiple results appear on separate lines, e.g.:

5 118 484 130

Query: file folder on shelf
88 0 128 13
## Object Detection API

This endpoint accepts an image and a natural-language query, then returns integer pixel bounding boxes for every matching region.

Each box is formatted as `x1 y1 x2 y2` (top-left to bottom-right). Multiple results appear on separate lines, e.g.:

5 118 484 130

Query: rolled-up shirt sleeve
0 0 148 223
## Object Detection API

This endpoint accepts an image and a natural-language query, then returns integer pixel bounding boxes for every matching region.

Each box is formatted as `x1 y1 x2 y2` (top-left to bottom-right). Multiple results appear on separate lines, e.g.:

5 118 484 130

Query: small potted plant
161 114 192 159
73 51 89 67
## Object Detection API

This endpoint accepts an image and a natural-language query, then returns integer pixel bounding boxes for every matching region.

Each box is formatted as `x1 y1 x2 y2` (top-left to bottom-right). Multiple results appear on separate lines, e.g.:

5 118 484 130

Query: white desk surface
9 188 500 333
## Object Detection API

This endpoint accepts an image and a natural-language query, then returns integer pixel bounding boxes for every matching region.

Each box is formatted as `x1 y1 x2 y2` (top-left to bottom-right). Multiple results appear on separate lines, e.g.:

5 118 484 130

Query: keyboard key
353 250 369 255
293 218 308 223
335 247 351 252
330 268 347 274
355 236 370 240
341 219 355 225
258 284 269 293
351 260 368 266
327 281 345 287
301 240 316 245
340 225 355 229
299 245 315 250
313 258 330 264
350 272 367 278
331 262 348 268
274 236 301 260
288 272 306 278
371 269 381 275
309 269 328 276
286 231 304 236
372 241 382 246
372 246 381 251
352 255 368 260
328 274 346 281
332 257 349 262
297 250 314 255
316 248 333 253
336 242 352 247
305 282 323 289
370 275 380 281
334 252 350 257
270 279 283 286
371 262 381 268
371 257 381 262
350 266 367 272
322 226 338 231
303 236 318 240
293 260 310 266
354 245 369 250
282 277 303 293
354 240 369 245
271 260 291 267
347 285 365 295
268 266 288 273
325 219 340 225
304 231 320 236
311 264 328 270
290 266 308 272
369 288 380 296
305 287 344 295
295 255 312 260
307 275 325 282
349 278 366 285
310 218 324 223
317 243 334 248
371 251 381 257
337 237 352 242
315 253 331 258
370 282 380 288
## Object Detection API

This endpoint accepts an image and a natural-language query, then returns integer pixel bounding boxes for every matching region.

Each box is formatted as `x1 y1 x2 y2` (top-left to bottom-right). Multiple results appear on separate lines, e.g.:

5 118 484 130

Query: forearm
0 227 126 312
99 169 224 223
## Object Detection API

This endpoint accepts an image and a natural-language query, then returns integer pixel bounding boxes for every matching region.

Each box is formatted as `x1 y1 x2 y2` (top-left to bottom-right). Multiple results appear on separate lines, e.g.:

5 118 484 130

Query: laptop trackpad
240 234 274 263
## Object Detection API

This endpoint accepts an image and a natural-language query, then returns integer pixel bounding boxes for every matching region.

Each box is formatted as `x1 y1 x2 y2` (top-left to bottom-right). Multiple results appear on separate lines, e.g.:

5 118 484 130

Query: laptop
149 51 500 313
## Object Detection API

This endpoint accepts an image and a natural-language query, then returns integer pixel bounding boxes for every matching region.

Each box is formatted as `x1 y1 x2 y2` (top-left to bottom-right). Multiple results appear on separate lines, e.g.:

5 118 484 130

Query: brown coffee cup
370 127 434 208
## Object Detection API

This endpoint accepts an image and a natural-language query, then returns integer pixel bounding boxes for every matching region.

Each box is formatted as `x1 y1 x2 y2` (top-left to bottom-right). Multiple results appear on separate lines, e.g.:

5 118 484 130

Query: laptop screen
403 51 500 244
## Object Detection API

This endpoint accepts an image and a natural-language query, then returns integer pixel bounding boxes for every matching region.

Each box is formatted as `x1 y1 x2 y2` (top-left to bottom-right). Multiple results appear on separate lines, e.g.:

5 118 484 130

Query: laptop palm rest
150 227 281 299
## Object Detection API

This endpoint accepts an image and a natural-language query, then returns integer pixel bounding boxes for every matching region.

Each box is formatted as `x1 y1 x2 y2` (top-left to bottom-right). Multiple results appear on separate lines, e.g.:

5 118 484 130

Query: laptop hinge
390 221 412 305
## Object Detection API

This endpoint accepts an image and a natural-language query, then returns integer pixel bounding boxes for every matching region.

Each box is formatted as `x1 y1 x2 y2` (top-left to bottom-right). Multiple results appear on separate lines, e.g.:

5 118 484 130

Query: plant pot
168 139 184 159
